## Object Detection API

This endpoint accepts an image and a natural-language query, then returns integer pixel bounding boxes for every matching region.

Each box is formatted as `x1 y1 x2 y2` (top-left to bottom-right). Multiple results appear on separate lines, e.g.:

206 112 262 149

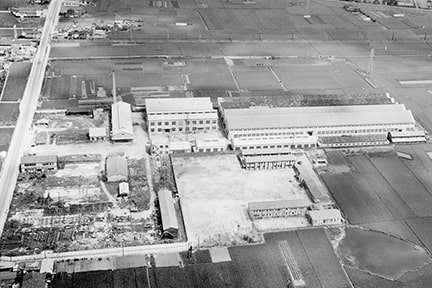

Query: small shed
118 182 129 196
158 189 178 238
89 127 107 142
106 155 128 182
308 209 343 226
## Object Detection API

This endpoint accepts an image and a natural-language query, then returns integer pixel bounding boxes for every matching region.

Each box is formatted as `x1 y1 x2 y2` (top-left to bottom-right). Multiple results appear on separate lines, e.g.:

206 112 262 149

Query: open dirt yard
1 62 31 102
171 153 311 245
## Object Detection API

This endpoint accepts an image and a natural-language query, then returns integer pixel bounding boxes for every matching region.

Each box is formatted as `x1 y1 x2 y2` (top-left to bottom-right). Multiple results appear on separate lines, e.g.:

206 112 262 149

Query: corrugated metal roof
146 97 213 113
225 104 415 130
158 189 178 231
319 134 388 144
249 199 311 211
296 164 330 203
390 130 426 137
111 101 133 140
106 155 128 178
21 155 57 164
309 209 342 221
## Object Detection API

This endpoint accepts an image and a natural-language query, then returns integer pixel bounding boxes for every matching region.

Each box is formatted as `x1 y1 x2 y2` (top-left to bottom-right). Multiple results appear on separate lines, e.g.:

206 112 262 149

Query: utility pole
304 0 311 18
367 48 375 79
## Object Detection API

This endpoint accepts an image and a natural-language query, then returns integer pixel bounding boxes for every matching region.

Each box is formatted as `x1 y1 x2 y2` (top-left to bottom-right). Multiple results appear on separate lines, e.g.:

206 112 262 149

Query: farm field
406 217 432 254
1 62 32 102
52 268 150 288
368 152 432 218
46 58 236 102
264 229 351 288
171 153 312 245
348 155 415 220
0 103 19 125
150 262 239 288
321 151 432 225
364 220 422 246
321 172 395 224
0 127 14 152
338 227 430 280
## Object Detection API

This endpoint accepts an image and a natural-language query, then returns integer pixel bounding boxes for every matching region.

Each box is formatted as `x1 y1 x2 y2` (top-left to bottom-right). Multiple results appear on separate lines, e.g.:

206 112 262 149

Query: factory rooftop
224 104 415 130
145 97 214 114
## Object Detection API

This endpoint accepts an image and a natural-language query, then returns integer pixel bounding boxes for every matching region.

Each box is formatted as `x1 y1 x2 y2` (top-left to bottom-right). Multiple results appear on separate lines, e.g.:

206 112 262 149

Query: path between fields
100 181 119 209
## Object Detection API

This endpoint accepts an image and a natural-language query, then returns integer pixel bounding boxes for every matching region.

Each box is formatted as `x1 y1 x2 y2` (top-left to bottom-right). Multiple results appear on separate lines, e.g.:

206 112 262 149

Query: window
164 122 169 125
150 122 155 126
206 120 210 124
157 122 162 126
199 120 204 124
172 121 176 125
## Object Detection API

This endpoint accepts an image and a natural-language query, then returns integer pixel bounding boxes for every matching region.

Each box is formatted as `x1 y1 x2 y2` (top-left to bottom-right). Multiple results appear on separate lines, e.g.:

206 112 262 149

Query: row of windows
252 207 306 213
150 126 217 132
236 143 316 150
253 211 305 218
232 127 408 138
150 119 217 126
233 131 305 138
150 111 215 115
23 162 56 166
317 128 401 135
321 141 388 147
231 123 413 132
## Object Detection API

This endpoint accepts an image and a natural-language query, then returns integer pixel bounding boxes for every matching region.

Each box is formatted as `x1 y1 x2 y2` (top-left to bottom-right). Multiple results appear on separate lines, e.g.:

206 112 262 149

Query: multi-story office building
146 97 218 133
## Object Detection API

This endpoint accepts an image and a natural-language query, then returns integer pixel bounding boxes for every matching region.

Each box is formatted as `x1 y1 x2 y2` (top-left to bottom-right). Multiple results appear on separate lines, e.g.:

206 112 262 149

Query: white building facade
222 104 417 146
146 98 218 134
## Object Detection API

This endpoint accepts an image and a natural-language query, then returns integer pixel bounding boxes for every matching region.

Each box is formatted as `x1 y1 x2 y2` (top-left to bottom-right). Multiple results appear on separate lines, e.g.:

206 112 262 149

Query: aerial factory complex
1 0 432 287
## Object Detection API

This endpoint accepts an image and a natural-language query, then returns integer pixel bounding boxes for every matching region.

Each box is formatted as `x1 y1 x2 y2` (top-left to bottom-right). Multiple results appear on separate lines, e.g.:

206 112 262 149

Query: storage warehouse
106 155 128 182
158 189 179 238
221 104 417 148
111 101 134 141
145 97 218 134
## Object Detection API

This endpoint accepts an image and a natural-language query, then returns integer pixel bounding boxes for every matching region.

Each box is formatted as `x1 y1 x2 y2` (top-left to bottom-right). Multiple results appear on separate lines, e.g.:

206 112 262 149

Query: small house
20 155 58 173
118 182 129 196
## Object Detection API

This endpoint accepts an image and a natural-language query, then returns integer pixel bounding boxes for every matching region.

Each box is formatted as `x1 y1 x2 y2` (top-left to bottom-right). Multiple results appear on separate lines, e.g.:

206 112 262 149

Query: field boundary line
405 219 432 257
0 69 9 102
400 157 432 199
365 154 420 218
296 231 324 288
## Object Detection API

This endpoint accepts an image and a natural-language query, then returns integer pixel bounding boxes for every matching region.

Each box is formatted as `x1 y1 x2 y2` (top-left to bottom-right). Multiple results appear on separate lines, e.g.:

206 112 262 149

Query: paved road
0 0 62 236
